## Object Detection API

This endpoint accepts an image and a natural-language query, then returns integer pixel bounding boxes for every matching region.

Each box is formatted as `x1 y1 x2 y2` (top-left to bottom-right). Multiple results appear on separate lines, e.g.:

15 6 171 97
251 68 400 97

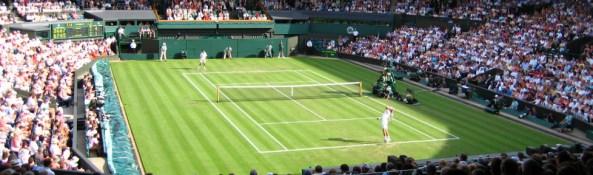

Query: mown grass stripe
213 72 313 149
112 58 567 174
148 62 225 174
122 62 182 174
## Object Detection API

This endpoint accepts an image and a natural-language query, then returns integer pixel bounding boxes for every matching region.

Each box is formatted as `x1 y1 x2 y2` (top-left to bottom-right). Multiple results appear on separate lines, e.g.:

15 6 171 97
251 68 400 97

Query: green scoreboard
51 22 104 40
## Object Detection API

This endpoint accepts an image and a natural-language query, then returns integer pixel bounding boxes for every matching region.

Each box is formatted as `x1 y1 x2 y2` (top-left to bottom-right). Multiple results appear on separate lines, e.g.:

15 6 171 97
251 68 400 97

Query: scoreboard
51 22 104 40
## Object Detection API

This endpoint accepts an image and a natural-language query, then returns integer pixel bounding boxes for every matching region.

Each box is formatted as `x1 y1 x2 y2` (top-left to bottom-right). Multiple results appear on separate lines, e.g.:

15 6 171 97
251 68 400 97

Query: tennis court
183 69 459 153
111 57 566 174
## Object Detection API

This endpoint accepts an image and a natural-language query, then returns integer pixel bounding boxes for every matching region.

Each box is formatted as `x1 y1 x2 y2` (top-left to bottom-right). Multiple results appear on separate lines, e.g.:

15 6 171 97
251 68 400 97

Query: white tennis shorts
381 121 389 129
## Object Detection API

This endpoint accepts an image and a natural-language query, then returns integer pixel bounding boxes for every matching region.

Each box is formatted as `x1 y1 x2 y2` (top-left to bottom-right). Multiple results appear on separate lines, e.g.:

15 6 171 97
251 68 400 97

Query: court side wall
120 38 288 60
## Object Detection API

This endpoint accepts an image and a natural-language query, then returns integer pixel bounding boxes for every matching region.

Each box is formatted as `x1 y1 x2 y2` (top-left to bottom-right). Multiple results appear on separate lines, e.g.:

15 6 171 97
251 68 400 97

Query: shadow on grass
292 56 568 167
169 67 195 70
324 138 376 144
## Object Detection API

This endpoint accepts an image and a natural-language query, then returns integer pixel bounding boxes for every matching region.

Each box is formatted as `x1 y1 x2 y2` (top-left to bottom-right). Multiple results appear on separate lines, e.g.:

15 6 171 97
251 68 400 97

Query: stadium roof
269 10 393 22
269 11 309 20
9 19 95 32
302 11 393 22
84 10 157 21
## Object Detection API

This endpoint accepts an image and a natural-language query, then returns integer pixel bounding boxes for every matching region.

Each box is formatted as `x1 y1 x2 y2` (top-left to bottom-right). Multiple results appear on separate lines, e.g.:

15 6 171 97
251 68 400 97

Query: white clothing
130 42 136 49
381 109 392 129
200 51 207 64
160 44 167 61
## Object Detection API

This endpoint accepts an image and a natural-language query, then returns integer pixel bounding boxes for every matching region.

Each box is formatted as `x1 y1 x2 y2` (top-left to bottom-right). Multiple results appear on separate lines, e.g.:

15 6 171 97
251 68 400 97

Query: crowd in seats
339 0 593 123
82 0 151 10
305 144 590 175
165 0 232 21
463 1 593 122
392 0 531 21
0 29 114 173
339 26 448 63
165 0 267 21
263 0 576 22
14 0 80 22
264 0 391 13
138 23 156 39
81 74 101 155
0 3 19 25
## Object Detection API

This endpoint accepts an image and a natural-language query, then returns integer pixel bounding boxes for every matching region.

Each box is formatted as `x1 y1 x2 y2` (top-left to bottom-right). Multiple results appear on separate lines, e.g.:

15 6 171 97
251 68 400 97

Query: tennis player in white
199 49 207 71
380 106 394 143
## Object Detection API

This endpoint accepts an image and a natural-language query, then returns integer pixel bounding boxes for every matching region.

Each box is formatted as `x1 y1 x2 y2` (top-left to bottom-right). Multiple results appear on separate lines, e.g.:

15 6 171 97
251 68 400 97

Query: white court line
181 74 262 153
295 71 436 140
365 97 460 139
267 83 327 121
185 69 459 153
217 80 318 86
261 117 376 125
260 137 460 154
303 70 460 139
198 73 289 150
184 69 308 75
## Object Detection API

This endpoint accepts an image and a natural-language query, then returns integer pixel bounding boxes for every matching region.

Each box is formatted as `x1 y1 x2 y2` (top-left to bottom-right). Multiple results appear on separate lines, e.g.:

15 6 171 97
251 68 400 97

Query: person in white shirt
199 49 207 71
264 44 273 58
223 46 232 59
160 42 167 61
379 106 394 143
306 40 313 55
129 39 137 53
117 26 125 39
278 41 285 58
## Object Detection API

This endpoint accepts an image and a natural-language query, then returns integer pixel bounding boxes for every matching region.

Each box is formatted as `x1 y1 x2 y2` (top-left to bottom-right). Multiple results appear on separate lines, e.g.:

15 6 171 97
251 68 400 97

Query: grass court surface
110 57 567 174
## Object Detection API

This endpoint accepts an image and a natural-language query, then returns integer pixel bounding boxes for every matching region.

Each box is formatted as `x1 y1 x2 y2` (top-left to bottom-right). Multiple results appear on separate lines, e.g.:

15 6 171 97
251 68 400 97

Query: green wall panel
146 38 288 60
274 23 309 35
218 23 274 29
159 39 187 59
185 39 236 58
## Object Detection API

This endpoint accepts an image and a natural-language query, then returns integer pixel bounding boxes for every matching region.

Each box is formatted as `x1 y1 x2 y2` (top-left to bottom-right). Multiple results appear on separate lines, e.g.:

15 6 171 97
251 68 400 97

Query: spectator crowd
264 0 548 20
0 3 18 25
165 0 267 21
81 74 102 155
14 0 80 22
265 0 392 13
304 144 592 175
82 0 151 10
0 29 114 174
338 0 593 123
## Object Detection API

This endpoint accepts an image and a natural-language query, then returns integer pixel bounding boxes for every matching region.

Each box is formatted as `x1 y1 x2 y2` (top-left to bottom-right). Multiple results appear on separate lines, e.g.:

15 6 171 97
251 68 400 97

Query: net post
359 81 363 97
216 85 220 103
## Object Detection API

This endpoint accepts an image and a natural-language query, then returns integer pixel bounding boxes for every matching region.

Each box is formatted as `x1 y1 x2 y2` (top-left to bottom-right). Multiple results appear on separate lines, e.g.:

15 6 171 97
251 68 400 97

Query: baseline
260 137 460 154
295 71 436 139
303 70 460 139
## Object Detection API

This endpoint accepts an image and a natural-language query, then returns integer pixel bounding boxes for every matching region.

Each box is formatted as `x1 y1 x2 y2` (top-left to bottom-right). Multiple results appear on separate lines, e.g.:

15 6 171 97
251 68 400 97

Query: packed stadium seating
304 144 588 175
265 0 391 13
14 0 81 22
338 0 593 124
0 29 114 174
164 0 267 21
82 0 151 10
2 0 593 174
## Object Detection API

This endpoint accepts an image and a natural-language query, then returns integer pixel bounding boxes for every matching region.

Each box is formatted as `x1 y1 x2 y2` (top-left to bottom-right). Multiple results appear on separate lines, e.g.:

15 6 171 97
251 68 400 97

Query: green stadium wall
120 38 288 60
116 13 486 60
273 23 309 35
